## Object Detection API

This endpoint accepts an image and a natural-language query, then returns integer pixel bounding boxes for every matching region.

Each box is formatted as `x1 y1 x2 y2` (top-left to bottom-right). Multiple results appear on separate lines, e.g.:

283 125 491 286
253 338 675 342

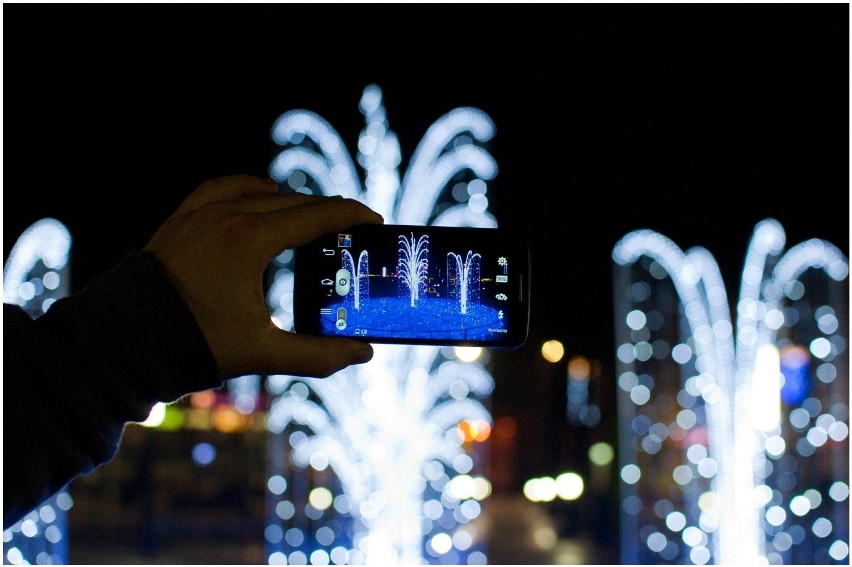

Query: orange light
541 340 564 363
191 389 216 410
212 405 248 433
459 419 492 443
473 419 491 442
493 416 517 441
459 420 476 442
567 356 591 381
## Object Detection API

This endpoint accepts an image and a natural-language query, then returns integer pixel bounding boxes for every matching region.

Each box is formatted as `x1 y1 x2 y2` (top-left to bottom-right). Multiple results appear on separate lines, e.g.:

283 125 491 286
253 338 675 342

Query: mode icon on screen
335 268 351 296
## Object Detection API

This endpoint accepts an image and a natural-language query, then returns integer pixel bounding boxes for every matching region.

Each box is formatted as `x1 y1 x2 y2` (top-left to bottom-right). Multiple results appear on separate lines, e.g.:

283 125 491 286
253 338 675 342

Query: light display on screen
612 219 849 564
314 232 501 342
3 218 73 565
263 85 498 564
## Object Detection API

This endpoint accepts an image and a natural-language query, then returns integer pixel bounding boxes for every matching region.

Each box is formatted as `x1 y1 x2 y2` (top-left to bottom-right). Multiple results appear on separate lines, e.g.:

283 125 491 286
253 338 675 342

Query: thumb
253 328 375 378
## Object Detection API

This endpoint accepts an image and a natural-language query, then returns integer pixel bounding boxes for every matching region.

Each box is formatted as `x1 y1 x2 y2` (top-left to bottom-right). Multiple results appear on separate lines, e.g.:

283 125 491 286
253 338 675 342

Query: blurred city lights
566 355 601 427
751 344 782 432
567 355 591 380
191 390 216 410
309 487 334 511
524 472 586 503
780 344 811 406
141 402 167 428
211 405 246 433
524 477 557 503
588 442 615 466
555 472 584 500
459 419 491 443
191 442 217 466
532 526 558 550
541 339 565 363
455 346 482 363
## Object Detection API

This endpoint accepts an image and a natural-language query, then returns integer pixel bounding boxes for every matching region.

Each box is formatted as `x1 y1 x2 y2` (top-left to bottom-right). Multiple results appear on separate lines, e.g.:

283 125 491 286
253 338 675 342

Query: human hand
143 175 383 378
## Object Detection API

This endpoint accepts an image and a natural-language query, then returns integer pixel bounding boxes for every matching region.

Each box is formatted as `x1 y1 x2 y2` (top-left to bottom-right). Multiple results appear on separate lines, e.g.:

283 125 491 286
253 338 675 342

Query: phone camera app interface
319 230 511 342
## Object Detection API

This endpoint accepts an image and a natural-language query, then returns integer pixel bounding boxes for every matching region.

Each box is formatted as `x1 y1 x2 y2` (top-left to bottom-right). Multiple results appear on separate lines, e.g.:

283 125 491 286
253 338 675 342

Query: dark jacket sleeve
3 250 222 527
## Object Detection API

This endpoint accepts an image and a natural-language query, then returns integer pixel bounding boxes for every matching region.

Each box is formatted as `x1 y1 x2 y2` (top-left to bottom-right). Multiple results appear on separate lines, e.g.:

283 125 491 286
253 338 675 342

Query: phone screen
293 224 530 347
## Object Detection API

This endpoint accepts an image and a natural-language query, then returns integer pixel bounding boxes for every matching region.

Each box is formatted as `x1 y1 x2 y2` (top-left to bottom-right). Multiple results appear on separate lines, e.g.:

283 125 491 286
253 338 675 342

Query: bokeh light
141 402 167 428
588 442 615 466
541 339 564 363
455 346 482 363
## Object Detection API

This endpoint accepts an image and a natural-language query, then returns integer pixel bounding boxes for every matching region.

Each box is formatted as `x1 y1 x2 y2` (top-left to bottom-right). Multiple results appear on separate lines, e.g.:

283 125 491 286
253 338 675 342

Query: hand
143 175 383 378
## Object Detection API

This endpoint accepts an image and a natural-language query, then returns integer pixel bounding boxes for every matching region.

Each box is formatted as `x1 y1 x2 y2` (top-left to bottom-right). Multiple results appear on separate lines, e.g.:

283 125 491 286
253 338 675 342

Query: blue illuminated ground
321 297 506 341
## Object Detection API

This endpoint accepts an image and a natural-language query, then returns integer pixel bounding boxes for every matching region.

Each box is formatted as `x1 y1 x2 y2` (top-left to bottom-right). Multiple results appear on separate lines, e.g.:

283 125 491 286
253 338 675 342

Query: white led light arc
613 219 849 565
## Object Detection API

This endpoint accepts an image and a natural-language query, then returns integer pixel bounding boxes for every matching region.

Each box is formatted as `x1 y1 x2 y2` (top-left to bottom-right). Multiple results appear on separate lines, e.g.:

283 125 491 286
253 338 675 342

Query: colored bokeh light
541 339 565 363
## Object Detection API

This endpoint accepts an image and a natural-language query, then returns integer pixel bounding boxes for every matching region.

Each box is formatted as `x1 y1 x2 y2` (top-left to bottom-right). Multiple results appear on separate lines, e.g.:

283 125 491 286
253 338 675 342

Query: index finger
256 197 384 254
178 175 277 213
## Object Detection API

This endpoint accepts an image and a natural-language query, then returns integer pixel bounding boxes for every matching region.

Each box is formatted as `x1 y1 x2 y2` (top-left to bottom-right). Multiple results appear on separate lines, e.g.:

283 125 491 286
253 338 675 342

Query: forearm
3 250 222 526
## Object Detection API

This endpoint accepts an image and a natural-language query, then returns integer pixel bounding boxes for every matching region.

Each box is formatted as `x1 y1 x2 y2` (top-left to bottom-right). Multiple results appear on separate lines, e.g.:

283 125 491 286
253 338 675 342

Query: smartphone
293 224 530 348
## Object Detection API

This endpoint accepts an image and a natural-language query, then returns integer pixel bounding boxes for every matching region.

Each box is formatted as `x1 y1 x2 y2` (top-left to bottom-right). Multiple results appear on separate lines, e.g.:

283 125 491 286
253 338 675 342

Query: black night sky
3 4 849 539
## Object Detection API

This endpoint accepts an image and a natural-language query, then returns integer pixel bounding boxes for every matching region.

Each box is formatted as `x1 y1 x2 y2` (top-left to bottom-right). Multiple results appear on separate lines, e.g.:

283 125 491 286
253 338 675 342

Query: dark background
4 7 848 355
3 5 849 562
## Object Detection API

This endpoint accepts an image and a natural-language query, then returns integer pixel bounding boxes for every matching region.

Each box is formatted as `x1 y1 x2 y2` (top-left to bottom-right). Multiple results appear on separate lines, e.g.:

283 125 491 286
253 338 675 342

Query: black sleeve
3 249 222 527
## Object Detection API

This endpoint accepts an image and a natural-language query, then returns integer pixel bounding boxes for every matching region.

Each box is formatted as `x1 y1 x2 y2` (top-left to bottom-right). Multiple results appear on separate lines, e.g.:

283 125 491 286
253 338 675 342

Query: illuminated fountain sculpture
613 219 849 564
448 251 482 316
330 231 489 340
262 85 498 565
3 219 73 565
398 232 430 307
341 249 370 311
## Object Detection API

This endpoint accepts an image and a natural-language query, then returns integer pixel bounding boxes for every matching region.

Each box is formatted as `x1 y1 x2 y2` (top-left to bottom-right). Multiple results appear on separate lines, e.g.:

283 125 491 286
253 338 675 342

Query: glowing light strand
398 108 497 225
614 229 736 564
612 219 849 564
